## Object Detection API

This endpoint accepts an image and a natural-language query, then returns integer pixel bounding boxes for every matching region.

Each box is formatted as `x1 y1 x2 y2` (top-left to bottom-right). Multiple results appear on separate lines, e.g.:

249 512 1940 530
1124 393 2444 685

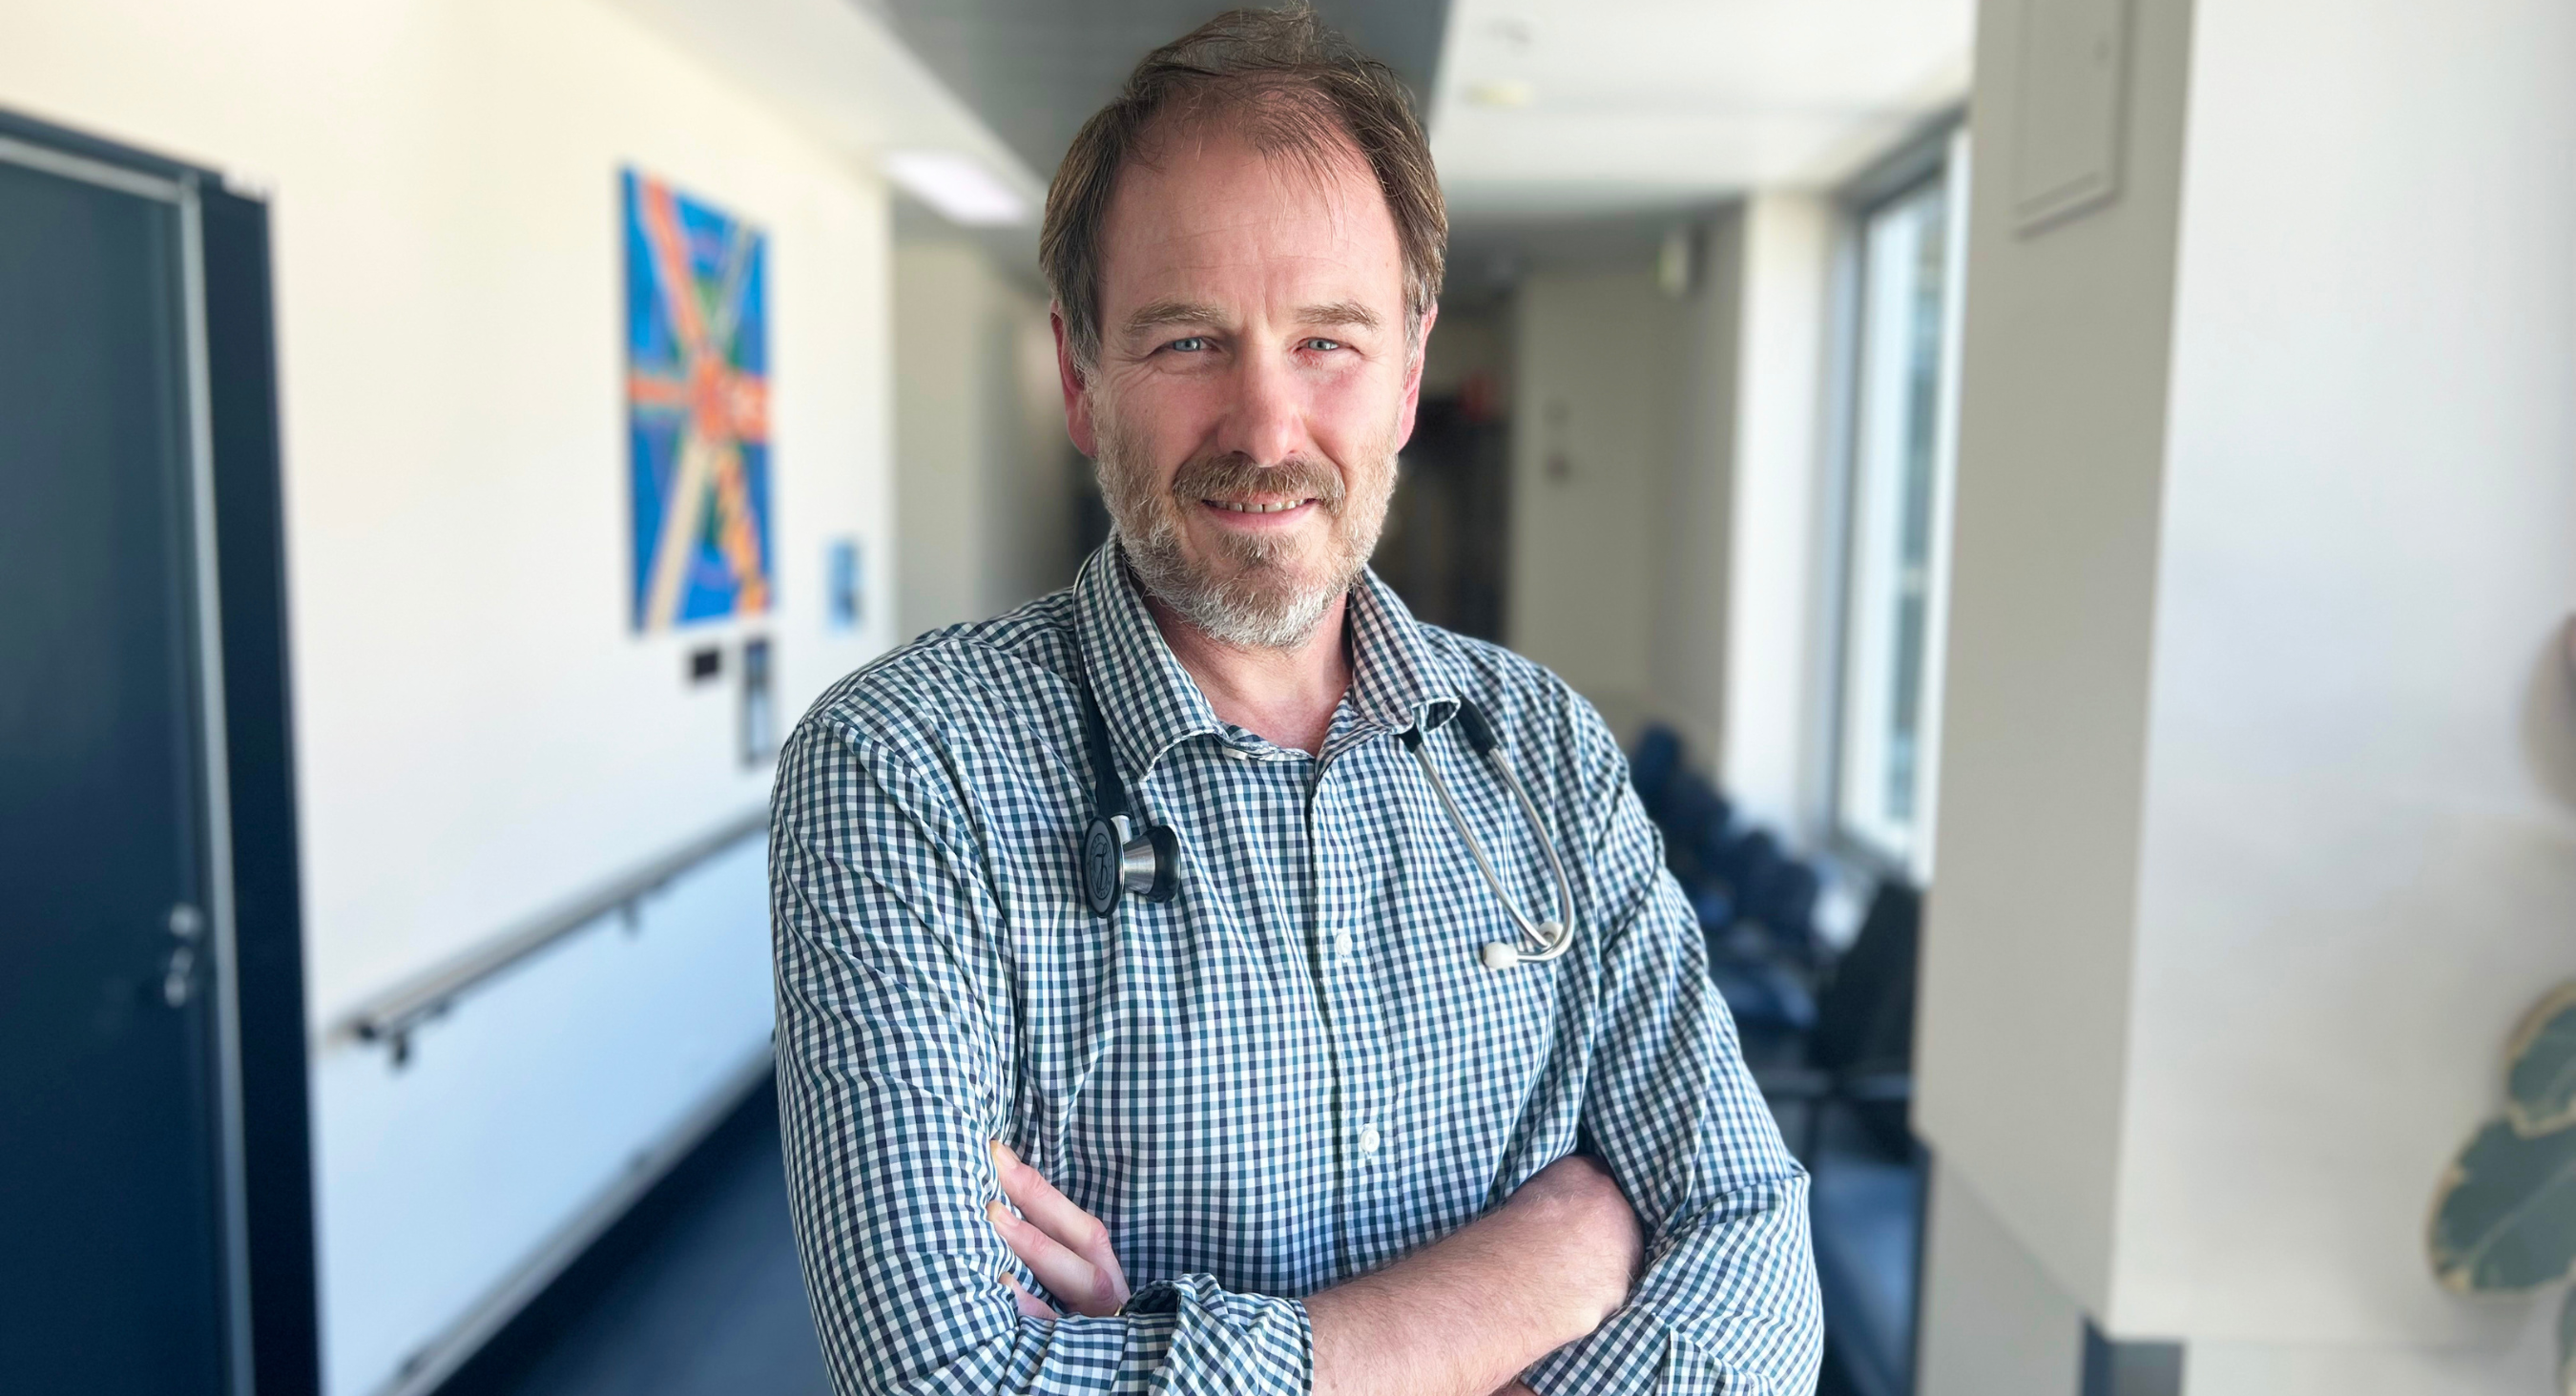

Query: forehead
1095 120 1404 317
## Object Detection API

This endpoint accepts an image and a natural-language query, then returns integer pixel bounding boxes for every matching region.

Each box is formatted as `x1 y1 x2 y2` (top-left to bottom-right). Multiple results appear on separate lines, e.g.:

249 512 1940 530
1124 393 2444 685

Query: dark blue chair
1755 880 1925 1396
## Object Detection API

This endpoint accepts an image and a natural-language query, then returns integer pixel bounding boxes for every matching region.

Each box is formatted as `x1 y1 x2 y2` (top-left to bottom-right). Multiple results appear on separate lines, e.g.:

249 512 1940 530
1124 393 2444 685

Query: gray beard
1120 510 1350 650
1094 417 1394 652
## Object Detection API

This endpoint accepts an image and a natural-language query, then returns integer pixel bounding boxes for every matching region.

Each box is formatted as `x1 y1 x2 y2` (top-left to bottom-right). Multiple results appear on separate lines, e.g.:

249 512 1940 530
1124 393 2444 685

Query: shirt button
1357 1122 1381 1159
1333 927 1354 960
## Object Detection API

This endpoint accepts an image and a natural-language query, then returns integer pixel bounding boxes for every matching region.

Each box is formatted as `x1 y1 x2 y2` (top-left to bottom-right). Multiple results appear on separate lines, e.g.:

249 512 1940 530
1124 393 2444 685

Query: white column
1710 192 1837 840
1921 0 2576 1387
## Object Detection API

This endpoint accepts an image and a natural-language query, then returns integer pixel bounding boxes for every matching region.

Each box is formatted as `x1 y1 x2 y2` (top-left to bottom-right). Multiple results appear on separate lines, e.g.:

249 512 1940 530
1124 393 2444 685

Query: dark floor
440 1082 834 1396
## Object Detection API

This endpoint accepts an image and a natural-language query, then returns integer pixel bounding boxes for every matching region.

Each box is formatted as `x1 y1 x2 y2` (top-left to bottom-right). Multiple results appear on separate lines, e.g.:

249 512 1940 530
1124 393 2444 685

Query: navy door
0 138 241 1393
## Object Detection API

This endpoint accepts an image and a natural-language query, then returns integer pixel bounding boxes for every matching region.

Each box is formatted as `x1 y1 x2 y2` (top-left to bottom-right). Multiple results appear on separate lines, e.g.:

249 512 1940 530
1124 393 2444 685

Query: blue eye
1169 336 1209 352
1304 338 1342 352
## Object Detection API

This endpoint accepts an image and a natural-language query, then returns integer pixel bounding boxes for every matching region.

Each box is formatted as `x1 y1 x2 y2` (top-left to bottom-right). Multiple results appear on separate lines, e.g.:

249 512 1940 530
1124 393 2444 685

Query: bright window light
883 150 1028 227
1834 147 1967 879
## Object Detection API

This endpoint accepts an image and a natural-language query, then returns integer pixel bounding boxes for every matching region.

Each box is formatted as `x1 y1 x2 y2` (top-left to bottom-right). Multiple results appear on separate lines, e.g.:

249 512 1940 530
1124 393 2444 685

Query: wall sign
2011 0 2129 235
827 537 862 633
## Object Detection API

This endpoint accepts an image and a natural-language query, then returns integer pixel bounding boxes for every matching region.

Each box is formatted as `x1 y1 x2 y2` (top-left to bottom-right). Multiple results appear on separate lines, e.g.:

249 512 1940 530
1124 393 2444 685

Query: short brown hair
1040 5 1446 372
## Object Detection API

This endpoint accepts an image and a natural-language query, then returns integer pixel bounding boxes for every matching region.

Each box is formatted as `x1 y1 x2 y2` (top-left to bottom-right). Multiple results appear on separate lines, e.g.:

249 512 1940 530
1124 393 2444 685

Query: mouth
1200 495 1319 522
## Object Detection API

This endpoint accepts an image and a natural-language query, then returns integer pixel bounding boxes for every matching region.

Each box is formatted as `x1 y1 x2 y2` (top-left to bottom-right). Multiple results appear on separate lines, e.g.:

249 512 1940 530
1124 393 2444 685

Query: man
771 10 1819 1393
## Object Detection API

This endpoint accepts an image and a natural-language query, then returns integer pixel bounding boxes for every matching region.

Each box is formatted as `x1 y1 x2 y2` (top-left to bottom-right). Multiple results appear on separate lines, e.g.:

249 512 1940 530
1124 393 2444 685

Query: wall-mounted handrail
335 807 768 1064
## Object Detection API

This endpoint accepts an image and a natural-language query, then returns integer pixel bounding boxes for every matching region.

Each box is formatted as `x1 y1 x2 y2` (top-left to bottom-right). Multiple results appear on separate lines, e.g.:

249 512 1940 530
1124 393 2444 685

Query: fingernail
990 1139 1018 1167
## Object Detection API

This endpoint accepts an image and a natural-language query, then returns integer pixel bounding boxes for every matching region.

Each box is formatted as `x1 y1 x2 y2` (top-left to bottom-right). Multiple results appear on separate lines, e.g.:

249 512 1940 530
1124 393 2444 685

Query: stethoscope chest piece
1072 647 1180 919
1081 811 1177 916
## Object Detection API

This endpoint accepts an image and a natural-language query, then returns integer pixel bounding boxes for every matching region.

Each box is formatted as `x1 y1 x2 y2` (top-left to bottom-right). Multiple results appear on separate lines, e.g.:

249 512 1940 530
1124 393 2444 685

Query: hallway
10 1 2576 1393
447 1085 830 1396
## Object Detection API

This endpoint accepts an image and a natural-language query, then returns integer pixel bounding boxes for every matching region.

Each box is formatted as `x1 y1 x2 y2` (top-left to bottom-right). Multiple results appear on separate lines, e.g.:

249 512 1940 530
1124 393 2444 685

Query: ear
1392 302 1439 450
1051 306 1100 458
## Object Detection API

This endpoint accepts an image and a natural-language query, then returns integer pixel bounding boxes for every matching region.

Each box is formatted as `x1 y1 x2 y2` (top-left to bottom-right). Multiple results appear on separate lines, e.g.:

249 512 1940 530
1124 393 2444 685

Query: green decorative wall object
2508 984 2576 1137
2429 1117 2576 1292
2429 983 2576 1394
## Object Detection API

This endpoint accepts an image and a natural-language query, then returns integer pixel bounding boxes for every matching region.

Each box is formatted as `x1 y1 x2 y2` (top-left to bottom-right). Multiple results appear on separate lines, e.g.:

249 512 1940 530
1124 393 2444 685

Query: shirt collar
1069 539 1465 781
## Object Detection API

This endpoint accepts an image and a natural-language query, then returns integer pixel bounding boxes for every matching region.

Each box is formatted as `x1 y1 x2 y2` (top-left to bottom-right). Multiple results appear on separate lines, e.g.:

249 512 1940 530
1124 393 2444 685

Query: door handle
163 903 203 1008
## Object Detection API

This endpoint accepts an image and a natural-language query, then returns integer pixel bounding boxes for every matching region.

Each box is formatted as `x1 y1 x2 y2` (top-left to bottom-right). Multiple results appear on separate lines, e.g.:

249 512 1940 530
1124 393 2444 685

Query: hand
987 1140 1130 1320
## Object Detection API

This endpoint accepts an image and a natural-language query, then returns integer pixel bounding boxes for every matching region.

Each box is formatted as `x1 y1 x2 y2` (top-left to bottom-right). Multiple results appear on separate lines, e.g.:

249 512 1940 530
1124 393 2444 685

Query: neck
1144 591 1352 756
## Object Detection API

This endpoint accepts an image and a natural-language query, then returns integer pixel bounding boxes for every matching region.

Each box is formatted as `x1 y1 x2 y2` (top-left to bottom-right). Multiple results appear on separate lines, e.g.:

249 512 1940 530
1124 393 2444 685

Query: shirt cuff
1524 1302 1735 1396
1119 1274 1314 1396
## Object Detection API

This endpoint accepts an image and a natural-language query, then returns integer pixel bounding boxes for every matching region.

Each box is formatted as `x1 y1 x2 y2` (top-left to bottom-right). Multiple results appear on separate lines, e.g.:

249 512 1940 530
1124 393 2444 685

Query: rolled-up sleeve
770 714 1312 1396
1524 717 1824 1395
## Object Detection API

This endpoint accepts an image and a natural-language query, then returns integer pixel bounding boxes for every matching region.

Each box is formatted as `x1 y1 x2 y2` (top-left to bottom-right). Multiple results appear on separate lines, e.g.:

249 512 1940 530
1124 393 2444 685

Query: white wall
2124 0 2576 1363
1917 1159 2087 1396
1913 0 2194 1323
1919 0 2576 1387
0 1 896 1390
892 238 1075 638
1650 213 1746 774
1506 265 1687 740
1498 202 1835 837
1710 195 1837 841
1635 197 1839 849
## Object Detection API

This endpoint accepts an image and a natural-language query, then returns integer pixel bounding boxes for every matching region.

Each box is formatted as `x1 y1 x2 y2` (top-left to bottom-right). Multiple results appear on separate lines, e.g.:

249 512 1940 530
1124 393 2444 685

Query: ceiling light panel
883 149 1030 226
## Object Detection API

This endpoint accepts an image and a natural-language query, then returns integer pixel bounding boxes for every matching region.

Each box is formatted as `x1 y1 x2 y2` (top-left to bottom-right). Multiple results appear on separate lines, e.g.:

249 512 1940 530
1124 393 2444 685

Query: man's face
1059 120 1433 649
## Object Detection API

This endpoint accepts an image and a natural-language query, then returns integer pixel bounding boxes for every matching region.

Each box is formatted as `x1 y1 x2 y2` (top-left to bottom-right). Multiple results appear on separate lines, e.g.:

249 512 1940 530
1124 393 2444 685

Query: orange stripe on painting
725 377 770 444
639 177 710 360
628 370 690 408
707 441 770 615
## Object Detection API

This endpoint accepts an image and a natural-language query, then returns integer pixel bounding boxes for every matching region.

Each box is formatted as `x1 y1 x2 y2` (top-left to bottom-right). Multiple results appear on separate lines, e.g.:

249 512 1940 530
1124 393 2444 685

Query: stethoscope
1071 657 1576 970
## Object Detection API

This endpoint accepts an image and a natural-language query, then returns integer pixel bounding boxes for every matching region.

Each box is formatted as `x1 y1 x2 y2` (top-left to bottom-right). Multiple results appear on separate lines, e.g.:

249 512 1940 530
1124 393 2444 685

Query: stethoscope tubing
1077 627 1580 967
1403 718 1577 964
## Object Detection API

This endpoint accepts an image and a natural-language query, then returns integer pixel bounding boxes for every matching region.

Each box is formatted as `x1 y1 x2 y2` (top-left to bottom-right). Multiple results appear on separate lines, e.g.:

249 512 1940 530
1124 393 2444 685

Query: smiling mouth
1205 497 1314 514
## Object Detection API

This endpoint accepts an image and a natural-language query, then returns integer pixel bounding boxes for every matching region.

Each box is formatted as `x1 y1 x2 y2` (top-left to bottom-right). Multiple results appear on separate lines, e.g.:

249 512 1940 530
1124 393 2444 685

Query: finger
987 1199 1118 1316
1001 1272 1058 1321
989 1142 1128 1292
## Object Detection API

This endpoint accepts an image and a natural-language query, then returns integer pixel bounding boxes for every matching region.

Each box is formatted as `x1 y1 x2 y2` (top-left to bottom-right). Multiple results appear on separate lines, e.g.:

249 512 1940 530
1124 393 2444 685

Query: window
1833 146 1965 874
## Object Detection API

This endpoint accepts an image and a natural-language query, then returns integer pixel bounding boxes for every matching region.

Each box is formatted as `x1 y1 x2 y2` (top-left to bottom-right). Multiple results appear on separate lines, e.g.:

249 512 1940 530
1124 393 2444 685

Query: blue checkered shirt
772 543 1820 1394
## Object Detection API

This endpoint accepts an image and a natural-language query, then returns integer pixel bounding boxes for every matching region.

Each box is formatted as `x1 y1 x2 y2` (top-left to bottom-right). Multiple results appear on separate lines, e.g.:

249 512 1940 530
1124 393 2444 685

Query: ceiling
857 0 1453 181
855 0 1972 285
1428 0 1972 218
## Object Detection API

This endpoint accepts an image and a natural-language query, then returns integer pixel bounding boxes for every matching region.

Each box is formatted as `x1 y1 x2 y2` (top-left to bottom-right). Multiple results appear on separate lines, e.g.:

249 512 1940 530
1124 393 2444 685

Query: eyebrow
1296 300 1381 331
1124 300 1227 336
1119 298 1386 337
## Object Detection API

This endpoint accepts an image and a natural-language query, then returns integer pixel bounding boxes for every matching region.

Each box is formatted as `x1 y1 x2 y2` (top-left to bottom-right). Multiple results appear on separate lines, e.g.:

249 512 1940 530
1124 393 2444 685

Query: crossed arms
988 1138 1641 1396
770 706 1822 1395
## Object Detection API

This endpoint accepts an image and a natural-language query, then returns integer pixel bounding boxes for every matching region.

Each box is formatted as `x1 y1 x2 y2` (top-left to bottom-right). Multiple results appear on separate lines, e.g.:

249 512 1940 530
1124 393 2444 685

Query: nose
1215 341 1307 469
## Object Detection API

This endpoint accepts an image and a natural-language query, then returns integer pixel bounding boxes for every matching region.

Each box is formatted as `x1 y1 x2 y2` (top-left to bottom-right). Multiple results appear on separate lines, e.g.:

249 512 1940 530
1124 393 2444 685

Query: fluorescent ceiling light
883 150 1029 226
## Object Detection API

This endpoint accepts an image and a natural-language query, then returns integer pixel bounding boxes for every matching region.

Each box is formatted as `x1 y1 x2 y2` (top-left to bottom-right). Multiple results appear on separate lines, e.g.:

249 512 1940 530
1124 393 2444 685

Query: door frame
0 106 319 1396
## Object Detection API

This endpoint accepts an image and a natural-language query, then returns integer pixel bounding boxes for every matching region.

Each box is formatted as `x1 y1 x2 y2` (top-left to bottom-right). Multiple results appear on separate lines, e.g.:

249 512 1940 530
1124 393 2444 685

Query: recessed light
1466 80 1535 109
883 150 1028 227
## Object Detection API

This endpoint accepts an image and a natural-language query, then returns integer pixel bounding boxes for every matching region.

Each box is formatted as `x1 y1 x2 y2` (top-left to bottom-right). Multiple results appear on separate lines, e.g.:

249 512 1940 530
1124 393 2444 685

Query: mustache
1168 454 1346 510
